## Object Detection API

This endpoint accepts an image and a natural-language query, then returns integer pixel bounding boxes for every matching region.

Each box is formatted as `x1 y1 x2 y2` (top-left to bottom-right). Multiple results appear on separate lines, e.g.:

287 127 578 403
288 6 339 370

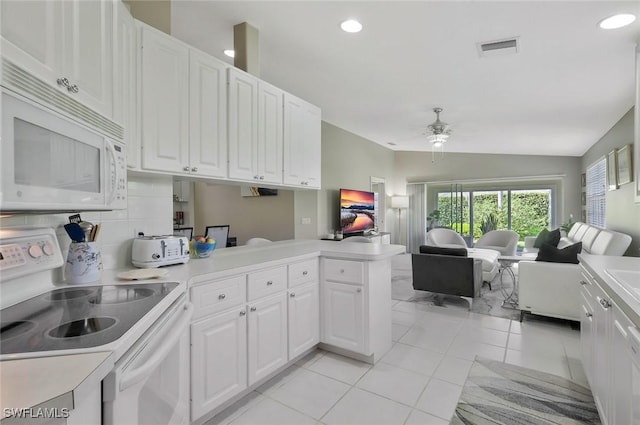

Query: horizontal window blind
586 158 606 228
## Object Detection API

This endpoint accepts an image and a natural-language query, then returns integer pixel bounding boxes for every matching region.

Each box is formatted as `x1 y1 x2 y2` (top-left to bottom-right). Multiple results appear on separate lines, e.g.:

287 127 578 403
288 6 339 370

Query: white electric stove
0 228 192 425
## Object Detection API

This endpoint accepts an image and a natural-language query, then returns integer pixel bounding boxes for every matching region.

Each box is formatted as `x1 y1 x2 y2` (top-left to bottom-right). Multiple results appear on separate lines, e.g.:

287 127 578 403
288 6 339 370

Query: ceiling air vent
477 37 519 57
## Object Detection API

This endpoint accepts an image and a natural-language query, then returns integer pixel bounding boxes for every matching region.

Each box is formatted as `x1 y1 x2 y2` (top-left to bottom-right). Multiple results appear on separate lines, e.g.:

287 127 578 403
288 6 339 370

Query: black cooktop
0 283 178 355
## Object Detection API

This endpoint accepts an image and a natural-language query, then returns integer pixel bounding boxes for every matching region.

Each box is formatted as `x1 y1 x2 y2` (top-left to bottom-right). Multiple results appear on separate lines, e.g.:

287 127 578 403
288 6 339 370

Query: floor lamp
391 196 409 245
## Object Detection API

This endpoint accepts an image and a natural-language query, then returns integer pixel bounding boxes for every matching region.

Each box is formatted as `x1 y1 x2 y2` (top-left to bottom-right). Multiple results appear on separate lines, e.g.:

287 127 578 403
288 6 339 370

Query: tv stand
344 232 391 245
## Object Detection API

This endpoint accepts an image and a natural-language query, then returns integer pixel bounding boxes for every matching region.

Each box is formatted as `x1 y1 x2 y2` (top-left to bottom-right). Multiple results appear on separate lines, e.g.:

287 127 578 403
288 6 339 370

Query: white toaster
132 235 190 268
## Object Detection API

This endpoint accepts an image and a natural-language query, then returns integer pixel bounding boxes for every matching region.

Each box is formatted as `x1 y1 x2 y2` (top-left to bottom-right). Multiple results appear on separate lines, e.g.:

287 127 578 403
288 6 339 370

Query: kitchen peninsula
106 239 405 423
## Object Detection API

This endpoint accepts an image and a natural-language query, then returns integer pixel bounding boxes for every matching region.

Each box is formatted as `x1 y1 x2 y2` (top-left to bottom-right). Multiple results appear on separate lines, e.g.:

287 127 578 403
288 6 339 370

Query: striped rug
451 358 601 425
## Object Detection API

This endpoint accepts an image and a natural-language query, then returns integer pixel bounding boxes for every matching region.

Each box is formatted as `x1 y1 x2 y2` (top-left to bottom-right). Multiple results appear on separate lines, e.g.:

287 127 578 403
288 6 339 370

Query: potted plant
427 210 441 230
480 212 498 234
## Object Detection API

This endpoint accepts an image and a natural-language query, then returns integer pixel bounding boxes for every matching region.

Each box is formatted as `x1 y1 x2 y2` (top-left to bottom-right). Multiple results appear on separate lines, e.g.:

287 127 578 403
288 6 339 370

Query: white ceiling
171 1 640 157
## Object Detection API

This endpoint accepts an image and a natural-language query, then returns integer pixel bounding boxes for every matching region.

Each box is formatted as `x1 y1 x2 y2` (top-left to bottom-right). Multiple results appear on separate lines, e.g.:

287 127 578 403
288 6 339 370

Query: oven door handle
120 302 194 391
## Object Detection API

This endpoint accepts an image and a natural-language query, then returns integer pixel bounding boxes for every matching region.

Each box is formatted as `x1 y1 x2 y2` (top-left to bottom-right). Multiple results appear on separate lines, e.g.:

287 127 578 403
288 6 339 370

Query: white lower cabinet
190 255 390 422
288 282 320 359
320 258 392 362
191 306 247 420
579 264 635 425
321 281 365 353
247 292 288 385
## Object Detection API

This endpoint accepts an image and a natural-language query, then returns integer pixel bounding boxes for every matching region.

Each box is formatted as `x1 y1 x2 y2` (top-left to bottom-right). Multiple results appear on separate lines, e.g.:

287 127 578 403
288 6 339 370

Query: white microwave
0 88 127 213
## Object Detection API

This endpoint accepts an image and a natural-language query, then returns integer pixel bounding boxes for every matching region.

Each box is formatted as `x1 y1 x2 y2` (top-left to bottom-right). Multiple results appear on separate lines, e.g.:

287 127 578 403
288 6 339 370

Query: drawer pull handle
290 293 296 298
218 294 226 300
599 298 611 309
250 306 257 312
303 271 308 276
585 312 593 318
356 288 362 293
239 311 246 316
580 280 588 286
266 281 273 286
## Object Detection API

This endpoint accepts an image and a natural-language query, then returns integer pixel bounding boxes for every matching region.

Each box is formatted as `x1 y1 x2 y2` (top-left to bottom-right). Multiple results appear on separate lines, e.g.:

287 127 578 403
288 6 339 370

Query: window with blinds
586 158 606 228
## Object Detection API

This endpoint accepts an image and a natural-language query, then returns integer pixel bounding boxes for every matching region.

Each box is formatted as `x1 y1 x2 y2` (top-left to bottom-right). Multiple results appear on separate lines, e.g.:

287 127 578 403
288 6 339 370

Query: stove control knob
42 242 55 256
28 245 43 258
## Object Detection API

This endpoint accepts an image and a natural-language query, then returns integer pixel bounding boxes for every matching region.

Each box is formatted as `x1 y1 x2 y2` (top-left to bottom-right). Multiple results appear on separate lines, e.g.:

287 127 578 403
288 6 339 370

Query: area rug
391 254 522 321
450 358 600 424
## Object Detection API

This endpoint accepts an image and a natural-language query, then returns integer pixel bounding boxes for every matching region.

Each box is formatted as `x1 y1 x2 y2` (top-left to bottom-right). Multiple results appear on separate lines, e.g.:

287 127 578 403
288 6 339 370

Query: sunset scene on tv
340 189 375 234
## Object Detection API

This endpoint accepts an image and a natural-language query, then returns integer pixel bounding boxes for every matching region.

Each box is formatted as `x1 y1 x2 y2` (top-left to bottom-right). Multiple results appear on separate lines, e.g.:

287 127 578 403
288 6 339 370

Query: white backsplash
0 174 174 271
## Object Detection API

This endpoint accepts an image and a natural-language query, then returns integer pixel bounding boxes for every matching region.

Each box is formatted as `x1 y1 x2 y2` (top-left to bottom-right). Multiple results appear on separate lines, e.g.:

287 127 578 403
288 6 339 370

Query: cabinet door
610 302 633 425
62 0 113 118
288 282 319 359
257 81 283 184
191 307 247 420
1 1 62 85
228 68 258 181
140 25 189 173
579 289 594 385
591 283 610 424
112 1 138 169
321 281 365 353
189 49 228 178
247 293 288 385
283 93 321 188
301 102 321 188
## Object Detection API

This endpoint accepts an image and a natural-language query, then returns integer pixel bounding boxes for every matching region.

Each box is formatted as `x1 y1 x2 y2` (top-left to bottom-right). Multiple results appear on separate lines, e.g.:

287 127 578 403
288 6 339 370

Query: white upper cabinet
189 49 228 178
257 81 284 184
113 1 138 168
1 0 113 118
139 23 190 173
138 23 229 178
228 68 260 182
228 68 285 185
283 93 321 189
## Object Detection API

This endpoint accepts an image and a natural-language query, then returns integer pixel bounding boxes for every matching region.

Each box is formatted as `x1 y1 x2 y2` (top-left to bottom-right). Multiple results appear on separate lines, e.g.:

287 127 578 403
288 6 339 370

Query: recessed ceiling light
224 49 235 58
599 13 636 29
340 19 362 33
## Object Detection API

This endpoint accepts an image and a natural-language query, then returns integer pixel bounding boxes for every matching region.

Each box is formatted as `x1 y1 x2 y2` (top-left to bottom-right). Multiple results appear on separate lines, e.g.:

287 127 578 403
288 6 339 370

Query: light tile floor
205 298 584 425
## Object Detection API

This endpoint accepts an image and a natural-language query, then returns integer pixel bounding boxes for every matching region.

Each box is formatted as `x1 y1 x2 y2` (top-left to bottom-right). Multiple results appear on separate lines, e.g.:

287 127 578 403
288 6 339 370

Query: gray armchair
411 246 483 310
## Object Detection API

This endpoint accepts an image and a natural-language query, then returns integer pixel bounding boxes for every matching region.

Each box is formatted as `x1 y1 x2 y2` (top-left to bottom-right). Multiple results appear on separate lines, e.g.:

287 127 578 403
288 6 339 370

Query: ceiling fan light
427 134 449 145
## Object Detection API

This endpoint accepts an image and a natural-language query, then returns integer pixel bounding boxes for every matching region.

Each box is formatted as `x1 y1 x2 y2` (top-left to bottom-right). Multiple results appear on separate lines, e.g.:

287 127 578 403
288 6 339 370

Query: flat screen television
340 188 376 235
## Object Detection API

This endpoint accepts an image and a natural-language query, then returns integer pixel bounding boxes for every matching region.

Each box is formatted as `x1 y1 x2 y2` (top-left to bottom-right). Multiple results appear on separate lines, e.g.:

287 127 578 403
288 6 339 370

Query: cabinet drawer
248 266 287 301
323 259 363 284
288 258 318 288
191 275 246 319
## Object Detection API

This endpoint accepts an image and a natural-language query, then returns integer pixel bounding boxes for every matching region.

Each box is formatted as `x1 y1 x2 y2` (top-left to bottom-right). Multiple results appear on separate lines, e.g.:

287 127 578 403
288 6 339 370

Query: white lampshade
391 196 409 209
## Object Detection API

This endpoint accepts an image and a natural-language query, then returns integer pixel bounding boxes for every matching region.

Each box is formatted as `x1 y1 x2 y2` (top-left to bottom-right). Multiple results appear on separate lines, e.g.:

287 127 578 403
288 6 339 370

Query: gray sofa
412 246 483 309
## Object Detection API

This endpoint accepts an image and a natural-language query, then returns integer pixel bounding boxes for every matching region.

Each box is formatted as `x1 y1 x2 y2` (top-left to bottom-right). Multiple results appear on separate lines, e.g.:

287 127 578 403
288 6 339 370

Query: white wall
0 175 174 271
317 122 396 240
582 108 640 257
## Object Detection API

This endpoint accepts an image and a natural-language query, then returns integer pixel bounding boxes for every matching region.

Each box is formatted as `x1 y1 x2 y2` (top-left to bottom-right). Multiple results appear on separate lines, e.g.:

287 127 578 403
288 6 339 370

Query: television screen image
340 189 376 234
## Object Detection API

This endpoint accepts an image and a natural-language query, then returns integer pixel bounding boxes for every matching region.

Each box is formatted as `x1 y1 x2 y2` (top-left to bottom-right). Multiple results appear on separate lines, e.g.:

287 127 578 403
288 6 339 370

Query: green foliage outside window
436 190 551 242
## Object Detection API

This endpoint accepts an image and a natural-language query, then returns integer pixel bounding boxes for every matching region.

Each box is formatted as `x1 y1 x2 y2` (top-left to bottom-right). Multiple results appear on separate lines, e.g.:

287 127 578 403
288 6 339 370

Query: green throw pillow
533 228 561 248
533 228 550 248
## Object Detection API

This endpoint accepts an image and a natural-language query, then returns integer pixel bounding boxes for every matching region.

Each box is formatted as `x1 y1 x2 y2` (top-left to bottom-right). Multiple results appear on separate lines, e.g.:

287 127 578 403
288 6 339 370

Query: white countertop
578 254 640 326
0 239 404 417
0 352 114 422
104 239 406 285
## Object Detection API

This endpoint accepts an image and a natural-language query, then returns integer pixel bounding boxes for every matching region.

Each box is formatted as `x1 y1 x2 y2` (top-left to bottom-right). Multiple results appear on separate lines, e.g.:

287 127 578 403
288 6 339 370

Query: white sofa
518 222 632 321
